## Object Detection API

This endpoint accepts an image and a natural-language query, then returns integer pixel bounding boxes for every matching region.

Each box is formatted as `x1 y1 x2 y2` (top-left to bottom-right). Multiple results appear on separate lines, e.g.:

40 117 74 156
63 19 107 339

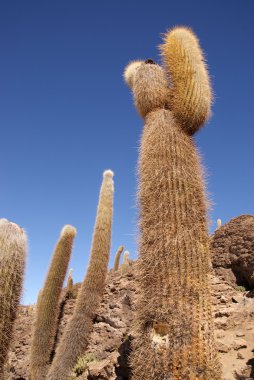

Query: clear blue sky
0 1 253 304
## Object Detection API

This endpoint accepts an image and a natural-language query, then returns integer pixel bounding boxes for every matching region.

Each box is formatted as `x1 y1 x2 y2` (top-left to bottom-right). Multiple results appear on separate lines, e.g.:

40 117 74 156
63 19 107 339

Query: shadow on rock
115 336 133 380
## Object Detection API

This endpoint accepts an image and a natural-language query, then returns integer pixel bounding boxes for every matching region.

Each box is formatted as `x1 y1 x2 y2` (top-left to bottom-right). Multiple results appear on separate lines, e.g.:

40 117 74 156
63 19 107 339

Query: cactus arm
160 27 212 135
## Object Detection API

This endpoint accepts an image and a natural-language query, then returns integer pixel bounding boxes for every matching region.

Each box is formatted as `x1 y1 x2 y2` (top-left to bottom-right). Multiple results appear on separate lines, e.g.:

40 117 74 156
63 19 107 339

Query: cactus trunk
130 110 221 379
0 219 27 375
113 245 124 271
47 170 114 380
30 225 76 380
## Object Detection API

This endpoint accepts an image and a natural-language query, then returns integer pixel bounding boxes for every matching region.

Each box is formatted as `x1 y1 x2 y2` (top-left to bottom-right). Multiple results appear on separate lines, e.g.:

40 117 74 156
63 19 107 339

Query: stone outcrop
211 215 254 289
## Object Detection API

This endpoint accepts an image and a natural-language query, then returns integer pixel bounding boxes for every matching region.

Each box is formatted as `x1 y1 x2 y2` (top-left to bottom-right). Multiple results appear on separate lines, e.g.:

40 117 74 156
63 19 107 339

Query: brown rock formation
5 263 254 380
211 215 254 289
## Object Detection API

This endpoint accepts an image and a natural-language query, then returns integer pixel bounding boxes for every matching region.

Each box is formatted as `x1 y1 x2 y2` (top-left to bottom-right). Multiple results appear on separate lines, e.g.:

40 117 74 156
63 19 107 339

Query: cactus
30 225 76 380
160 27 212 135
216 219 222 230
66 268 73 297
124 27 221 379
47 170 114 380
113 245 124 271
121 250 130 274
0 219 27 375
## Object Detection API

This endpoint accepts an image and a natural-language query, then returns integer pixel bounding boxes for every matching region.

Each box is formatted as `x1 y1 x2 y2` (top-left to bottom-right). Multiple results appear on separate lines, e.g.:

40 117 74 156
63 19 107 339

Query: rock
217 341 231 353
87 358 115 380
237 352 244 359
5 260 254 380
211 214 254 289
232 338 247 350
220 295 227 304
232 294 243 303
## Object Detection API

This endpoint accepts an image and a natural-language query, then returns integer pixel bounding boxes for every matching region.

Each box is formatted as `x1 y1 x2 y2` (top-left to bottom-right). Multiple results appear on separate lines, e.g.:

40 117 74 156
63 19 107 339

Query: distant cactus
47 170 114 380
0 219 27 375
66 268 73 297
121 250 130 274
113 245 124 271
216 218 222 230
30 225 76 380
124 27 221 379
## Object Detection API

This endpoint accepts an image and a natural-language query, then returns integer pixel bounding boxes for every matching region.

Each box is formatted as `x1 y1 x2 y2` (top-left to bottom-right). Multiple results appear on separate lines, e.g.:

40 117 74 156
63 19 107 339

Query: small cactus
113 245 124 271
30 225 76 380
66 268 73 297
0 219 27 375
121 250 130 274
47 170 114 380
216 219 222 230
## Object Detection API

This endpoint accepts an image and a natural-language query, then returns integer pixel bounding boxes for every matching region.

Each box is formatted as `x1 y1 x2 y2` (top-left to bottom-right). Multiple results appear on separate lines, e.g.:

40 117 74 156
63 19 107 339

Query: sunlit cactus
160 27 212 135
216 218 222 230
0 219 27 375
47 170 114 380
124 27 221 379
66 268 73 297
121 250 130 274
30 225 76 380
113 245 124 271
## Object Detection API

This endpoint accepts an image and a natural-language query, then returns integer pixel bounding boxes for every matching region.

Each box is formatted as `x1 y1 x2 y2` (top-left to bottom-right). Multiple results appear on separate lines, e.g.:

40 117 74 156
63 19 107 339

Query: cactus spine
0 219 27 375
47 170 114 380
30 225 76 380
113 245 124 271
124 27 221 379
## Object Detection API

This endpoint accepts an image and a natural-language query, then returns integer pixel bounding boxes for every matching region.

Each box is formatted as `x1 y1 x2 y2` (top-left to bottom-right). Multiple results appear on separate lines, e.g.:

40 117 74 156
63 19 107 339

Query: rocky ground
5 265 254 380
4 214 254 380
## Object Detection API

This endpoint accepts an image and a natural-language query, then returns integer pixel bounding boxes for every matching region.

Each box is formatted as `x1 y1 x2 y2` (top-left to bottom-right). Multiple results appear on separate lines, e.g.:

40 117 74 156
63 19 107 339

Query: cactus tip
103 169 114 178
0 218 27 242
61 225 77 237
123 60 143 88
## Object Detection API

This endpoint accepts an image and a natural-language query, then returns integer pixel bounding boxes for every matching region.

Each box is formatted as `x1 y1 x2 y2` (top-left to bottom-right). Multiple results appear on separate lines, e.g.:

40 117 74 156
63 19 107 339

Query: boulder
211 215 254 289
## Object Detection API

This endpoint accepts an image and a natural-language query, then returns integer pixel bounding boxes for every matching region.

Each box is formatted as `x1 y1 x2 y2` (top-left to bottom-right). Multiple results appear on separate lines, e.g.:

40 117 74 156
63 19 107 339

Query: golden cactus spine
47 170 114 380
0 219 27 375
113 245 124 271
124 27 221 380
30 225 76 380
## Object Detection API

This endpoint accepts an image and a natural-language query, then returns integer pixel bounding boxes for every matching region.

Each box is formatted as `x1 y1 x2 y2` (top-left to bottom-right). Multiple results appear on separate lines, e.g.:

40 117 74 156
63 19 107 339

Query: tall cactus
113 245 124 271
30 225 76 380
0 219 27 375
47 170 114 380
124 27 221 379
